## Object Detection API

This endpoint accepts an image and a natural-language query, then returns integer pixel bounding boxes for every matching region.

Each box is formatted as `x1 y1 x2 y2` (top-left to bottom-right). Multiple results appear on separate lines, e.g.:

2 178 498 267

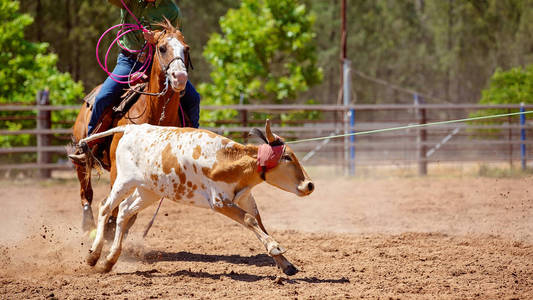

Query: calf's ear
249 128 268 144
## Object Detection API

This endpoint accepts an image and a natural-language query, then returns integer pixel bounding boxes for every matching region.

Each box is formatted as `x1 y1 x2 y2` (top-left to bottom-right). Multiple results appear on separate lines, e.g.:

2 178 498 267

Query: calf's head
251 120 314 197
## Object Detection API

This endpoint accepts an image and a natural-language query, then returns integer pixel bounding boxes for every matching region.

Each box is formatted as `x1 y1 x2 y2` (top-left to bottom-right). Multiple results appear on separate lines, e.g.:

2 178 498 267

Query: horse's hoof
282 263 298 276
86 251 99 267
104 217 116 241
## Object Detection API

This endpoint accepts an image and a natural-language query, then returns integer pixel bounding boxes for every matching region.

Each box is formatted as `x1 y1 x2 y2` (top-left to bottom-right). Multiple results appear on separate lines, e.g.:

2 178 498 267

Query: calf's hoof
282 263 299 276
86 250 99 267
102 260 115 273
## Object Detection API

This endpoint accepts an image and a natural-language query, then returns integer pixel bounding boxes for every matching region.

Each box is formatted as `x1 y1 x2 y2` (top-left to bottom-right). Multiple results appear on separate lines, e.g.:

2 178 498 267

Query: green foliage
479 65 533 105
0 0 83 148
199 0 323 122
469 65 533 134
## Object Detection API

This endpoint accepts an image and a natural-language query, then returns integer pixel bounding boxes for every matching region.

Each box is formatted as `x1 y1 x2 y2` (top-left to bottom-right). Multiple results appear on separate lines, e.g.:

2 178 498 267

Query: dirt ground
0 172 532 299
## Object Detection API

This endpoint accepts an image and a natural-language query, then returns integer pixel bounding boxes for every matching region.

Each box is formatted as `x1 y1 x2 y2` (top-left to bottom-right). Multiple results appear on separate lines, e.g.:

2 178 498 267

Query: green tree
0 0 83 148
199 0 323 120
469 65 533 132
479 65 533 105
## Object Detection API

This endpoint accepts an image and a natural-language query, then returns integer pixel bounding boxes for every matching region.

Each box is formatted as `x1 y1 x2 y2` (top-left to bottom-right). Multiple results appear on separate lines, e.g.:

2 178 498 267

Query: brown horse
71 22 191 233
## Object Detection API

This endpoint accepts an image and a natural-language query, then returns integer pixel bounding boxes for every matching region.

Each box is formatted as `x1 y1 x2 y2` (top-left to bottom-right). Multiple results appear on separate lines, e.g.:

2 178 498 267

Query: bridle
128 30 192 98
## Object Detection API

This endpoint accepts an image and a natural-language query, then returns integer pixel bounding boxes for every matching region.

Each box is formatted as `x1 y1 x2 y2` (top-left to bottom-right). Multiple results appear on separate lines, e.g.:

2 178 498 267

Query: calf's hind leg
86 179 136 267
102 187 160 272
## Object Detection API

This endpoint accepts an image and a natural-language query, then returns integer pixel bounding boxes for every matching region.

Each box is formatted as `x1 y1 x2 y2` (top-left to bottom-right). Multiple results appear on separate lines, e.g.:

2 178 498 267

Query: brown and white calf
81 121 314 275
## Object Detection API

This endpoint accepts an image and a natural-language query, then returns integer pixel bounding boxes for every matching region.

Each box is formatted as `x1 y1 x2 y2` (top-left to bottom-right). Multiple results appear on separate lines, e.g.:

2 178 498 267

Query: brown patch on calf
192 145 202 160
150 174 159 183
162 143 179 174
202 144 259 190
193 164 197 173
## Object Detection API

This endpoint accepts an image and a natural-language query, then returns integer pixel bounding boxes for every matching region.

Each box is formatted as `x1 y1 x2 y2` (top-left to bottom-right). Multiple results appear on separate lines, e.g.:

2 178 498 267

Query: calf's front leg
213 202 298 275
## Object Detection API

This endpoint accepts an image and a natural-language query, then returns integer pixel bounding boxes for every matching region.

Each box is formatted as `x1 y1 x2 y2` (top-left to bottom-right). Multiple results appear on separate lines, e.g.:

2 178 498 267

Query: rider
69 0 200 162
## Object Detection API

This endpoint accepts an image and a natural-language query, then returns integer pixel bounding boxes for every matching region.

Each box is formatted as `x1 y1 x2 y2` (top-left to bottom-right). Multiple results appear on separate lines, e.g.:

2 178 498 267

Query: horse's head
153 20 191 92
251 120 315 197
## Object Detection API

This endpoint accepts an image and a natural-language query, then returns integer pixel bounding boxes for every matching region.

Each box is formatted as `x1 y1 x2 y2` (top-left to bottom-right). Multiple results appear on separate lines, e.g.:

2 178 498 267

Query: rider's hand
143 30 156 44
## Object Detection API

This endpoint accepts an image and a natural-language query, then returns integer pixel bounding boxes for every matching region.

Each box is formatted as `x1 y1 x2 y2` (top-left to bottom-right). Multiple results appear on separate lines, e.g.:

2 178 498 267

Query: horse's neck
140 58 181 126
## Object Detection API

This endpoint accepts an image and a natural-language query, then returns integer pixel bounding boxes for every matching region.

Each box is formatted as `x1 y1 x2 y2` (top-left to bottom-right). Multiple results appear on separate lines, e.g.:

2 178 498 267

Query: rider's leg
69 54 146 163
179 81 201 128
88 53 143 136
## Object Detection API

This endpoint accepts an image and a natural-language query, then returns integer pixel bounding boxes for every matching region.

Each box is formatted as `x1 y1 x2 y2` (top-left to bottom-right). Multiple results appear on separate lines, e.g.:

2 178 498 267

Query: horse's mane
155 18 187 45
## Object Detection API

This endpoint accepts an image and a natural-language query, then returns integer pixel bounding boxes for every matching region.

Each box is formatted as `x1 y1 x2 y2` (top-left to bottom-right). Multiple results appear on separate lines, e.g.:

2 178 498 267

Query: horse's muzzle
170 71 188 92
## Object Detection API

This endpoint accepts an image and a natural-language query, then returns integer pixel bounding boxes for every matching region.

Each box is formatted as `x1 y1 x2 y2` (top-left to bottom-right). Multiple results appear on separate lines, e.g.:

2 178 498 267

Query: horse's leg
75 163 95 232
103 187 159 272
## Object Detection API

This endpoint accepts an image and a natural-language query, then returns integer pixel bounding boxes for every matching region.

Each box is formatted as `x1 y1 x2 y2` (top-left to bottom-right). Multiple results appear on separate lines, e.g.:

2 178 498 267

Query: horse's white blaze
166 37 187 73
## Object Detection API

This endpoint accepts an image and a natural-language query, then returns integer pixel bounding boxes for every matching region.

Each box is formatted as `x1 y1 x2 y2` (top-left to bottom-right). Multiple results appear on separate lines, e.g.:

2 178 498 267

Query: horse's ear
164 17 173 30
153 30 164 42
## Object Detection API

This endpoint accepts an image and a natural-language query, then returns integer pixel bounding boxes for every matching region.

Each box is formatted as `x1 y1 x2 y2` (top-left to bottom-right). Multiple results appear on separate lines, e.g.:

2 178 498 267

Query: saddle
83 82 147 117
80 82 147 169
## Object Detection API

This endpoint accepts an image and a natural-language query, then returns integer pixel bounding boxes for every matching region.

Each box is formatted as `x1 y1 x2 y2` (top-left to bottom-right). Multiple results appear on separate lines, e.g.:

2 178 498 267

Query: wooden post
240 109 248 144
37 90 51 178
414 94 427 175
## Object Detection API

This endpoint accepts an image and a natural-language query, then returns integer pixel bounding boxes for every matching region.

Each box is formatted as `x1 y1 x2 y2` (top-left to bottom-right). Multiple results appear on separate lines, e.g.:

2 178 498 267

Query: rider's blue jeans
88 53 200 135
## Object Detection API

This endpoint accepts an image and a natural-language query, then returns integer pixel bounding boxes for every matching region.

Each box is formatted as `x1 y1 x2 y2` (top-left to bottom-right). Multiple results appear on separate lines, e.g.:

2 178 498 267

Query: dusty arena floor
1 172 532 299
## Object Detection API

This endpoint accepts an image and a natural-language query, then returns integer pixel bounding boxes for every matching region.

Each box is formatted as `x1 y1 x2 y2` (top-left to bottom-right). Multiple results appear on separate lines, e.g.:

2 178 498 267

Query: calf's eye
282 155 292 162
159 45 167 53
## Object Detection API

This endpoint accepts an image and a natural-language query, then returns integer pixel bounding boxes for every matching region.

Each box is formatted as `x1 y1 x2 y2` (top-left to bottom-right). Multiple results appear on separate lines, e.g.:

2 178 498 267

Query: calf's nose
298 180 315 195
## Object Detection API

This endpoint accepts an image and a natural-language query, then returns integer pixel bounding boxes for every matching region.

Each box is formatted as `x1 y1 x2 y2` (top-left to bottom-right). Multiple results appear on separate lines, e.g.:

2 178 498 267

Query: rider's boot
68 114 113 165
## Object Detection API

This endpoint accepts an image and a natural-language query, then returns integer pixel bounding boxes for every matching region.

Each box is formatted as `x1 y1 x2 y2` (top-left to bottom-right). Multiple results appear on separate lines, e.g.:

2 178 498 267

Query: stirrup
68 152 87 165
68 141 90 165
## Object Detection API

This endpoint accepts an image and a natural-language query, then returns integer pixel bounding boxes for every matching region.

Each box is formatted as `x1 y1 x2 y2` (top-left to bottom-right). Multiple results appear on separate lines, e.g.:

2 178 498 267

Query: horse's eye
159 45 167 53
282 155 292 162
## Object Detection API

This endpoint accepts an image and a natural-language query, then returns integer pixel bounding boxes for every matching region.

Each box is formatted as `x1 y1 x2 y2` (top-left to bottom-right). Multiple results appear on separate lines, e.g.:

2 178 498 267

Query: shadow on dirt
117 268 350 284
142 250 275 267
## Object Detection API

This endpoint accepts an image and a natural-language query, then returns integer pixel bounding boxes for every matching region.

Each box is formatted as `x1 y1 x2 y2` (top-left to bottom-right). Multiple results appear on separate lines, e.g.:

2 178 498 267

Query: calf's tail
78 125 130 147
79 125 131 183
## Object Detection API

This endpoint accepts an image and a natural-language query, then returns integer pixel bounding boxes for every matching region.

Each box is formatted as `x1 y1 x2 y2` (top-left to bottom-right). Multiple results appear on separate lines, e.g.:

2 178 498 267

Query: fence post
414 94 427 175
37 90 51 178
349 108 356 176
240 109 248 144
343 59 352 175
520 102 526 170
